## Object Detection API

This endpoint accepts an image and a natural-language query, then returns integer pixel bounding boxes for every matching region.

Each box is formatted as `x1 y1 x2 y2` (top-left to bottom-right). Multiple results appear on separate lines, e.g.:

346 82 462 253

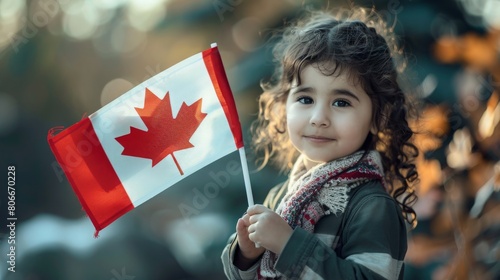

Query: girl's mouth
303 135 335 142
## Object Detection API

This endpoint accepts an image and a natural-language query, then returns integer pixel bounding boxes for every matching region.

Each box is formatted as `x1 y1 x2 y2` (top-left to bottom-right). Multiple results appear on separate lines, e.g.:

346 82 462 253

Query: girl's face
286 63 375 169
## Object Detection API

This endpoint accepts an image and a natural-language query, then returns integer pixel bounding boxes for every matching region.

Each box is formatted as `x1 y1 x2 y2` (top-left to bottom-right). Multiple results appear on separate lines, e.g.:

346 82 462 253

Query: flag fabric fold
48 46 243 236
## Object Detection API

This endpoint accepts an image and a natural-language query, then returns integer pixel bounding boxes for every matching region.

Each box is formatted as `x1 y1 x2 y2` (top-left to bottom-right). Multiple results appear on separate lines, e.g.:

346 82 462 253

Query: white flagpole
210 42 255 207
239 147 259 248
239 147 255 206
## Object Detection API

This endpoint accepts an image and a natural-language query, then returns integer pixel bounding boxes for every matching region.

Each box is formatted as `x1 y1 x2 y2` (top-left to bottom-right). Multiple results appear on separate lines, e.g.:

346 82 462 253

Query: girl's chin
302 157 332 168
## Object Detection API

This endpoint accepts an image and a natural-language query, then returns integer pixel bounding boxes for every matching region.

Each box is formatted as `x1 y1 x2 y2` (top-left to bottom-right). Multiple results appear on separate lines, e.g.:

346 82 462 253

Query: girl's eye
297 96 313 104
333 99 351 107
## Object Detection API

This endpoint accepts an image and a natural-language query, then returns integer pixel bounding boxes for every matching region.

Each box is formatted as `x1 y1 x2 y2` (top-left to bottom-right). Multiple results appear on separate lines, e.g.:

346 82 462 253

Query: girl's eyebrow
290 85 314 94
332 88 360 102
290 85 361 102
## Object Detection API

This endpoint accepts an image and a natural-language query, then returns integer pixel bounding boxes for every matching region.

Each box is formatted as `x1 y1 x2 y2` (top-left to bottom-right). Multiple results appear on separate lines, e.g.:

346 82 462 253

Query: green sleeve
221 234 259 280
275 194 407 280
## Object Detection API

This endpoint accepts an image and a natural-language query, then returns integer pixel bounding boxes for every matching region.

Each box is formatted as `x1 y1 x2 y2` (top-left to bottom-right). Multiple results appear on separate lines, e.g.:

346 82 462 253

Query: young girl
222 7 418 280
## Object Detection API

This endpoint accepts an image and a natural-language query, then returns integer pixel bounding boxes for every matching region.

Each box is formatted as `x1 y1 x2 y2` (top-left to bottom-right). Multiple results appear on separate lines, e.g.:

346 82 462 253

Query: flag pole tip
210 43 217 48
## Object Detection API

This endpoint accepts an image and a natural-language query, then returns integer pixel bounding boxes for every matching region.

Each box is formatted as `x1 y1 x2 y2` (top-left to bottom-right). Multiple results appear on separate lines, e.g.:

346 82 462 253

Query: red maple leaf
115 88 207 175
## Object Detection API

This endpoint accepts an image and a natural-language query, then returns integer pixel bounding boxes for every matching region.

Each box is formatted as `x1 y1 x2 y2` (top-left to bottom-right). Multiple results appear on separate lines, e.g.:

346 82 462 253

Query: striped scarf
258 150 385 279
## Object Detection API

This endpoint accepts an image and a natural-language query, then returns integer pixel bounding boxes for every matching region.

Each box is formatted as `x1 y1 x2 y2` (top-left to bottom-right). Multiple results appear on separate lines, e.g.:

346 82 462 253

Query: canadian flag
48 45 244 236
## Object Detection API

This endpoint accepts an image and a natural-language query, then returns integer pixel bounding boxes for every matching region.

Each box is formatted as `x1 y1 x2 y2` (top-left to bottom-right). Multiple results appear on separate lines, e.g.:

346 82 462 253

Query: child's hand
236 213 266 261
247 204 293 255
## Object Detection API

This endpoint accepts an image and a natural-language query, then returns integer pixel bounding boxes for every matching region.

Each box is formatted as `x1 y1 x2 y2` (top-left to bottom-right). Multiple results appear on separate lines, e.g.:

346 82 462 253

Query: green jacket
221 180 408 279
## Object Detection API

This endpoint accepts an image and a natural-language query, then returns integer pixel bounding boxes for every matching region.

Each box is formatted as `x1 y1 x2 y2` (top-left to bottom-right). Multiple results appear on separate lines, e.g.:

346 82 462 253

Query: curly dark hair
251 8 419 227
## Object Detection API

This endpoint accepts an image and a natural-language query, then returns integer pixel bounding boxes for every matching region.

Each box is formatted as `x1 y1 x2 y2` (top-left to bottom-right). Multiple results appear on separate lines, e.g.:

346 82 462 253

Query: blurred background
0 0 499 279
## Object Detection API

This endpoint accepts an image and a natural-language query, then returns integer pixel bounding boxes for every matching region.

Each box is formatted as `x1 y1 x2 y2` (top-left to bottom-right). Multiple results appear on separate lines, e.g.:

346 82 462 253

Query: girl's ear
371 111 388 135
370 122 378 135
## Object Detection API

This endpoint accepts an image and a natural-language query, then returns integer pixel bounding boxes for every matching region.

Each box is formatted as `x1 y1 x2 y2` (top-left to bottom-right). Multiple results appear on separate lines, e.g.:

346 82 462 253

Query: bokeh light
232 17 264 52
457 0 500 28
101 78 135 106
0 0 26 50
126 0 168 32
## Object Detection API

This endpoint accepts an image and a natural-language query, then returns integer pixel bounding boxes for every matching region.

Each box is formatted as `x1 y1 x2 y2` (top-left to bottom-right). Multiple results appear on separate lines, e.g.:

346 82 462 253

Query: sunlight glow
0 0 25 19
126 0 171 32
63 10 98 40
483 0 500 28
457 0 500 29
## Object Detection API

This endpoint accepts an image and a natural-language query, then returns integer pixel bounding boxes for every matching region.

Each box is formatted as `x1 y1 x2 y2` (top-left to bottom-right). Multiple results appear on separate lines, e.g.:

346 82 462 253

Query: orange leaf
115 88 207 175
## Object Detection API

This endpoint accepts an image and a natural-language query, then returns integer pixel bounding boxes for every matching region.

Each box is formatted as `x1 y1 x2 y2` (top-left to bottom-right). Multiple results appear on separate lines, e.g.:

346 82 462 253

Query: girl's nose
309 105 330 127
